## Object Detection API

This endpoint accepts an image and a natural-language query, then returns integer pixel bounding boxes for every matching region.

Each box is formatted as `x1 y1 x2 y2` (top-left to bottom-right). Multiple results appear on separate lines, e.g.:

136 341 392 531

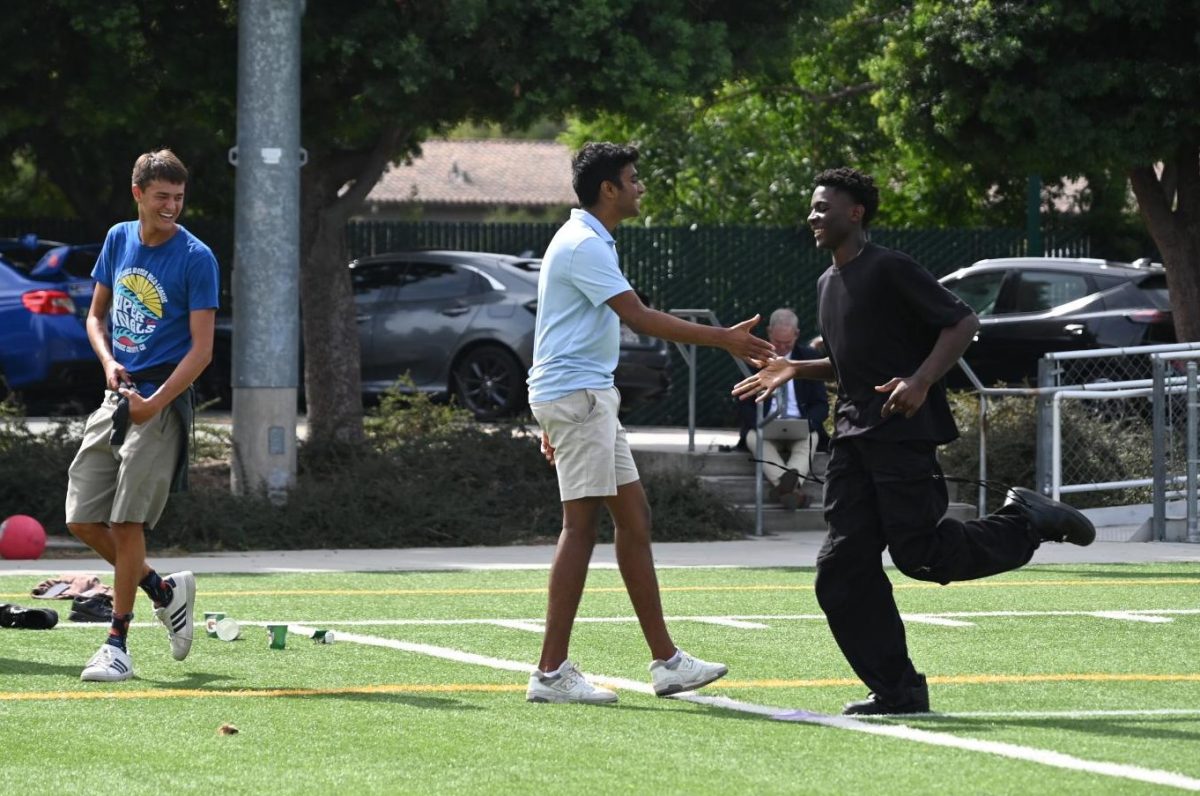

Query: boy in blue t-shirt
65 149 219 682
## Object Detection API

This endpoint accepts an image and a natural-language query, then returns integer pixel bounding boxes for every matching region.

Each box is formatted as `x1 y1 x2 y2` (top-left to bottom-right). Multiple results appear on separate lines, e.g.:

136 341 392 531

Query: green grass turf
1 562 1197 794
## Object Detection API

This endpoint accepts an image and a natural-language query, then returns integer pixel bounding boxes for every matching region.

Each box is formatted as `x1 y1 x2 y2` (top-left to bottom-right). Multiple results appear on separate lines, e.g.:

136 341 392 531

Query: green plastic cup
204 612 225 638
267 624 288 650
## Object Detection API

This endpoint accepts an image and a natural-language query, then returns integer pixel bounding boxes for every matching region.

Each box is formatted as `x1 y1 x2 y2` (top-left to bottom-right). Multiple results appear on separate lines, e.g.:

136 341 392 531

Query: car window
1012 271 1090 313
945 271 1006 316
1134 274 1172 310
397 262 478 301
351 262 407 303
64 248 99 279
1092 274 1128 291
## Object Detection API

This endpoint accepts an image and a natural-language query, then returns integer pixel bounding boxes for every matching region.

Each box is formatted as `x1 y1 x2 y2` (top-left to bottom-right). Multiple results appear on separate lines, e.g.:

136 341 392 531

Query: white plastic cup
215 618 241 641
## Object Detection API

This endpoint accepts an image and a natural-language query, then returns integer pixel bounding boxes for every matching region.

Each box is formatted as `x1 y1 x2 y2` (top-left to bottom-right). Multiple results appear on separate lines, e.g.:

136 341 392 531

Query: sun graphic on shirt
120 273 163 318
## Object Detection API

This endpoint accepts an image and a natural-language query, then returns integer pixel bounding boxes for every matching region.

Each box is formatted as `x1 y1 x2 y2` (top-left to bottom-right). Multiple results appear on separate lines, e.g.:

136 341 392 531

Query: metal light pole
230 0 304 501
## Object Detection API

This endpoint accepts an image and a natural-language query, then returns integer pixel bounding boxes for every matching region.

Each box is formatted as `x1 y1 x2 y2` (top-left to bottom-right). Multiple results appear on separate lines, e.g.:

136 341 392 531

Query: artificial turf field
1 562 1198 794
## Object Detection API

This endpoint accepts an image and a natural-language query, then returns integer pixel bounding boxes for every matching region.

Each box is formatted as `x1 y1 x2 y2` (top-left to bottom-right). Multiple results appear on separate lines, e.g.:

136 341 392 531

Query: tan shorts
65 390 182 530
531 386 639 502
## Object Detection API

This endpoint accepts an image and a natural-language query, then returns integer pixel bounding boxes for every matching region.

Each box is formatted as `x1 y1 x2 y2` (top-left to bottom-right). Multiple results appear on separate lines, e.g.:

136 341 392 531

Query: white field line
852 709 1200 721
1091 611 1175 624
488 620 545 633
903 615 976 627
289 624 1200 793
769 707 1200 792
56 607 1200 631
691 618 771 629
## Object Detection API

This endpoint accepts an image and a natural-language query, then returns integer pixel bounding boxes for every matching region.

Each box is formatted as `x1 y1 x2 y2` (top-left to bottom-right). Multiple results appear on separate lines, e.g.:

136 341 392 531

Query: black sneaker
1004 487 1095 546
69 595 114 623
843 675 930 716
771 468 800 500
0 603 59 630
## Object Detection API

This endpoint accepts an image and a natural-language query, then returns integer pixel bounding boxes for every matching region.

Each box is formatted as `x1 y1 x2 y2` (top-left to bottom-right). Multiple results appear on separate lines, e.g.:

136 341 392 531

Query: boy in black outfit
734 168 1094 715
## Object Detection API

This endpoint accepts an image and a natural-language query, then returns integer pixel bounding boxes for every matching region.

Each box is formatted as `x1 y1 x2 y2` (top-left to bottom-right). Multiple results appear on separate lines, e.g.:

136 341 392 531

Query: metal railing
668 308 769 535
1151 352 1200 542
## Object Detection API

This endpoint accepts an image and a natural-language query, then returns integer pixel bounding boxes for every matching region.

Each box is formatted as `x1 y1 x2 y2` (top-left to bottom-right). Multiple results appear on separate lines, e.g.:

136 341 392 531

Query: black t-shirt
817 243 972 443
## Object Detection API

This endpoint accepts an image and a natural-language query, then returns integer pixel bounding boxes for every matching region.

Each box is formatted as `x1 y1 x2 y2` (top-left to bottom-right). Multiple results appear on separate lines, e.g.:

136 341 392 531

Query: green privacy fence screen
2 217 1087 428
347 221 1090 427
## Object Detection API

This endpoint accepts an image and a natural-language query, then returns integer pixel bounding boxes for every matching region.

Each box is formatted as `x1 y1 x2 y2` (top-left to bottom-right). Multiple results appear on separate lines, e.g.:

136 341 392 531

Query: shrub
153 386 739 554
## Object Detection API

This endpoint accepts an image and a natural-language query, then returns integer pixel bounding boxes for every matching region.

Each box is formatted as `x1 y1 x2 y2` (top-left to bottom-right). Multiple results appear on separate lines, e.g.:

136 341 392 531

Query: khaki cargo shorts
530 386 639 502
65 390 182 530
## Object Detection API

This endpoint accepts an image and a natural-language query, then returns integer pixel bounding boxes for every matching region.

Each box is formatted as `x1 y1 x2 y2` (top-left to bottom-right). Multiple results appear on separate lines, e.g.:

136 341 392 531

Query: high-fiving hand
723 315 777 364
731 357 799 403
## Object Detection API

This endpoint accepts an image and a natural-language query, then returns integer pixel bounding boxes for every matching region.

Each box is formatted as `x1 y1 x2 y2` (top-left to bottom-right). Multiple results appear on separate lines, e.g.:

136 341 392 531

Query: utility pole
230 0 304 501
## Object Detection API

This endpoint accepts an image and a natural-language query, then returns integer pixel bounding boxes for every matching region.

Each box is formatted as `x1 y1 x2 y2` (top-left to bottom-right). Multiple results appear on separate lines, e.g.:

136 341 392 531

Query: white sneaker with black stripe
526 660 618 704
650 650 728 696
154 571 195 661
81 643 134 682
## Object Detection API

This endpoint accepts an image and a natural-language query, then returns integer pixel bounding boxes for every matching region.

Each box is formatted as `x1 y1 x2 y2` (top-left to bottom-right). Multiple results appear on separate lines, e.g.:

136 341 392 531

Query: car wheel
452 345 527 420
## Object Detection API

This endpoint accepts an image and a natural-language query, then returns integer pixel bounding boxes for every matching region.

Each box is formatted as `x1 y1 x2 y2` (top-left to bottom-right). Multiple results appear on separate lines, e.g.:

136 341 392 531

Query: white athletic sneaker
526 660 618 704
81 643 134 682
154 571 195 661
650 650 728 696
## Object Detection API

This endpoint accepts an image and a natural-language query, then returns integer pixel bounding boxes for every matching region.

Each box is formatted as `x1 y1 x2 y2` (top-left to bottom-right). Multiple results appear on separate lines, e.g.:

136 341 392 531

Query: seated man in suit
738 309 829 509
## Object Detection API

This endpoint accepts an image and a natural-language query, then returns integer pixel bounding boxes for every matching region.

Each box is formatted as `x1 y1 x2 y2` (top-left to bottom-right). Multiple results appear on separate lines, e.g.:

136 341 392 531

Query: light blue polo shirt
527 209 633 403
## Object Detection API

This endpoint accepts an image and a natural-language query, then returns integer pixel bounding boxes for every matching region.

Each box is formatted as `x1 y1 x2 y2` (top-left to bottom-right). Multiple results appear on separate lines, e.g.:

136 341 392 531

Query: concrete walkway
4 537 1198 577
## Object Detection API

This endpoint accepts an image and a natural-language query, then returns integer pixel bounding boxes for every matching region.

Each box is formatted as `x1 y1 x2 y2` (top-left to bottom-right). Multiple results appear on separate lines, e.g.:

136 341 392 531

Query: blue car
0 236 100 403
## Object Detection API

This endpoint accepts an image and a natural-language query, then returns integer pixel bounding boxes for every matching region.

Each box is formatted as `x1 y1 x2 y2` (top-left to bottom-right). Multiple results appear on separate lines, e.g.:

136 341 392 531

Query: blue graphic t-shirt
92 221 220 379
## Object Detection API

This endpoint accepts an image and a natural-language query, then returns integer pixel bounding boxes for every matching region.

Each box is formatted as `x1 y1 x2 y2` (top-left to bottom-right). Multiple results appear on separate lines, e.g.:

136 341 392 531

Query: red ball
0 515 47 560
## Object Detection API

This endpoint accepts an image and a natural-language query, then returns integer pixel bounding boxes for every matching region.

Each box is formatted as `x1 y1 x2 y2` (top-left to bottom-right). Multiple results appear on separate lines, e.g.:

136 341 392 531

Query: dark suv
939 257 1174 387
204 250 671 418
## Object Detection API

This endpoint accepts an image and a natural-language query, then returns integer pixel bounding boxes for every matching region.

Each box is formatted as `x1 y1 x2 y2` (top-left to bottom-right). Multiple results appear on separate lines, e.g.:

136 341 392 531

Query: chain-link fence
1152 352 1200 542
1034 344 1200 535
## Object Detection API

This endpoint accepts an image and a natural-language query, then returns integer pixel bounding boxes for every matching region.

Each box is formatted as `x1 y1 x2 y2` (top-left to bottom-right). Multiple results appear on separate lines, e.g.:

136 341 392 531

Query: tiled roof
367 139 576 207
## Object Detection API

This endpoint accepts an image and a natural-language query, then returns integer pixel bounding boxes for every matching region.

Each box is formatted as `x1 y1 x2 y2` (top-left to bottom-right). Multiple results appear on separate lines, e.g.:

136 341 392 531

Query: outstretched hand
723 314 776 364
732 357 799 403
875 376 931 418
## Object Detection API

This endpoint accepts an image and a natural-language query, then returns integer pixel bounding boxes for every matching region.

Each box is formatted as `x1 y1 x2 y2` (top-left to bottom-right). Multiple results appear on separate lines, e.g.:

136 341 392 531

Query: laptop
760 417 812 441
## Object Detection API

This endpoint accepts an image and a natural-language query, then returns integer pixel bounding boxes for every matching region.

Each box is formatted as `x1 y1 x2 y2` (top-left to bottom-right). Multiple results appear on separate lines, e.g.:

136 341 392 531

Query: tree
0 0 797 448
566 3 1027 228
0 2 238 233
295 0 795 445
869 0 1200 340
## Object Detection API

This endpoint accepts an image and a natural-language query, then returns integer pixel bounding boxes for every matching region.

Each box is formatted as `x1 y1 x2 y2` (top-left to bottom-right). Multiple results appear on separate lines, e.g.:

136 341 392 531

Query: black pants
815 437 1039 702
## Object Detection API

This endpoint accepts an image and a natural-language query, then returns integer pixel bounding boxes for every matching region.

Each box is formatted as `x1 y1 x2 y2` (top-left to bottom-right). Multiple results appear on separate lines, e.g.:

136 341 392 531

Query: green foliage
866 1 1200 339
566 3 1025 228
0 0 238 234
364 378 474 448
0 415 84 532
162 405 745 550
869 0 1200 176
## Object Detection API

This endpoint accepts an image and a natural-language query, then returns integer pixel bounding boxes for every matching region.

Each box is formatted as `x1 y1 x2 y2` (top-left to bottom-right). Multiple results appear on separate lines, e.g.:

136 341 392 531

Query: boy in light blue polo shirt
525 142 776 704
526 208 630 405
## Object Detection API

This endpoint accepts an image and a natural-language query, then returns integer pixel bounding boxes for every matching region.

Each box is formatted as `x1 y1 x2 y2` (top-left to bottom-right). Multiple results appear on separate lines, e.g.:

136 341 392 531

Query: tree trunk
299 164 365 449
297 128 410 448
1128 147 1200 343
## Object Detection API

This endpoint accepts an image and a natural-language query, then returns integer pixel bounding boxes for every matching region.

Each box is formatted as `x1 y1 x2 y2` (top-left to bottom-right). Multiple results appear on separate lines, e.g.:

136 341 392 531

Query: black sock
105 612 134 651
139 570 173 607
